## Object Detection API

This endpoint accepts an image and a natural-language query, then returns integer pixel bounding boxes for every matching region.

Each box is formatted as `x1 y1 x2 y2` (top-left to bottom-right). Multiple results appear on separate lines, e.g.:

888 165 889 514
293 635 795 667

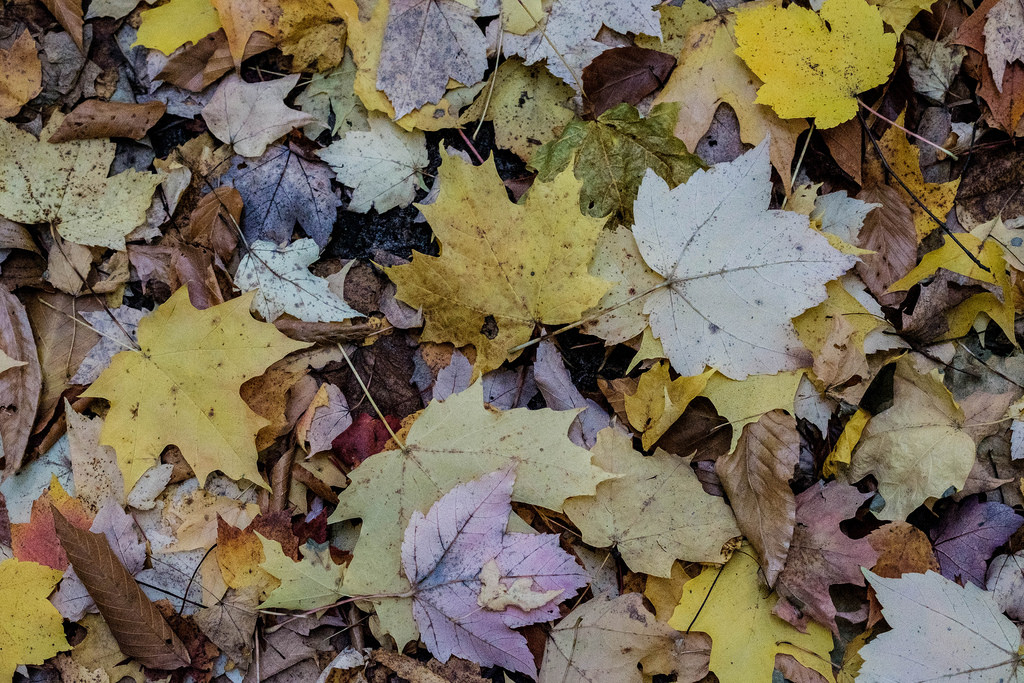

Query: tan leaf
48 100 166 142
0 30 42 118
0 287 41 479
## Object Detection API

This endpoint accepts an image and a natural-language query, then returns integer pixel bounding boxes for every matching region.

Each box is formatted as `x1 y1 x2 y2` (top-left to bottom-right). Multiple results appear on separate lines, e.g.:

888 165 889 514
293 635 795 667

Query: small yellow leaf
734 0 897 128
701 370 804 451
869 0 936 35
624 362 713 449
823 407 870 477
134 0 222 55
0 558 70 682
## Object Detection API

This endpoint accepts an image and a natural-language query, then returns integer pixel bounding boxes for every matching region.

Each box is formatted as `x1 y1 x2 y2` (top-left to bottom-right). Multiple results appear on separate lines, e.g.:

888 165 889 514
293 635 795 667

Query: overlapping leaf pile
3 0 1024 681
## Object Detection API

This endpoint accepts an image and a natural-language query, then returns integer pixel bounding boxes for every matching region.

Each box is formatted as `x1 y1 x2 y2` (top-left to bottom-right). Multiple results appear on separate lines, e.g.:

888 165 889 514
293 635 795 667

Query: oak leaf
328 381 612 648
403 467 587 677
563 427 739 577
734 0 897 128
0 558 70 682
388 150 608 374
0 114 161 250
83 287 310 492
669 547 836 683
632 142 854 379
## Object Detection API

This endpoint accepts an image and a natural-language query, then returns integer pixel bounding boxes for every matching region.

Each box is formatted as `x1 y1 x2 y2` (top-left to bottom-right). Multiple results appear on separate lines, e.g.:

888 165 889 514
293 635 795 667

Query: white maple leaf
861 569 1024 682
235 239 360 323
632 141 856 379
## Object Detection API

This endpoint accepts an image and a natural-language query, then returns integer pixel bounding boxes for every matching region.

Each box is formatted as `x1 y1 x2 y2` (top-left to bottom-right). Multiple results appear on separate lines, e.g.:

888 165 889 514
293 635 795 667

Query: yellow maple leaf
733 0 897 129
388 150 609 374
0 558 70 682
134 0 223 55
701 370 805 451
624 362 714 449
258 535 345 611
211 0 282 67
83 287 310 492
866 115 959 240
869 0 936 35
0 114 161 250
668 548 836 682
654 10 807 191
328 381 614 648
889 230 1016 343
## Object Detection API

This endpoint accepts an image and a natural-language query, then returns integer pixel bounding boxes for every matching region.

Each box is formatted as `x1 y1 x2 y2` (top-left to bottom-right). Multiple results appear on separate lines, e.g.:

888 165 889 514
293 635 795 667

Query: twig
458 128 486 164
336 344 406 450
473 26 504 141
858 99 958 160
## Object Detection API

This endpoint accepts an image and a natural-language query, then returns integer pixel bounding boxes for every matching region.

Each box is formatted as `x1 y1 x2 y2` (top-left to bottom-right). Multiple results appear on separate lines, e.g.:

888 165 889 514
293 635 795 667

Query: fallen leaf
48 100 166 142
0 557 70 682
531 102 702 223
0 29 43 118
581 46 676 117
133 0 223 55
701 369 804 451
201 74 315 158
317 112 428 213
861 569 1023 681
983 0 1024 91
563 427 739 577
66 404 123 514
848 359 976 521
669 547 836 683
210 0 281 66
83 287 310 491
633 141 854 379
775 481 878 632
931 497 1023 587
388 149 608 374
716 410 800 586
459 60 573 162
533 340 610 448
294 55 370 137
259 535 345 610
904 31 966 102
0 114 161 249
193 585 260 660
403 467 587 677
986 551 1024 620
376 0 487 117
868 0 936 35
219 144 341 249
855 184 917 299
623 362 713 449
301 383 352 455
329 381 612 648
734 0 897 128
41 0 85 52
539 593 692 683
52 507 191 670
653 12 807 191
278 0 345 72
0 287 41 479
236 239 360 323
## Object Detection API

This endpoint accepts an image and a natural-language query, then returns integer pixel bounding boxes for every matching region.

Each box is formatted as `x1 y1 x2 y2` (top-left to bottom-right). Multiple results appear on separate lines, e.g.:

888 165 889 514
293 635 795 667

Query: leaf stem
858 99 958 160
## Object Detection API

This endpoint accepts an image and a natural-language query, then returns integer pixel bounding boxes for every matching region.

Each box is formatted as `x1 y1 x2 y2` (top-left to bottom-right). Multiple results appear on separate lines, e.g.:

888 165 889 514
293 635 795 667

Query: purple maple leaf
401 466 589 678
931 497 1023 587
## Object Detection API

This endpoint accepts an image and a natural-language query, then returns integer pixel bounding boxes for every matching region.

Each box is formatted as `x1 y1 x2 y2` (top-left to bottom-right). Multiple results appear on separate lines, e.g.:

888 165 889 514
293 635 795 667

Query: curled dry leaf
0 286 41 480
51 507 191 670
715 409 799 586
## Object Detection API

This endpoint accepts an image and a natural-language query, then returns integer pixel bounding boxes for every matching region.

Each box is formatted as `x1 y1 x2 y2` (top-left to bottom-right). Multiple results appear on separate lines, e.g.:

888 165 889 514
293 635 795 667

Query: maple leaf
734 0 897 128
632 141 855 379
653 12 807 192
201 74 314 158
317 112 428 213
500 0 662 88
774 481 879 633
388 149 609 375
83 287 310 492
402 466 587 677
0 30 42 118
531 102 702 223
210 0 280 66
459 59 575 161
258 535 345 611
376 0 487 117
930 497 1023 587
235 239 359 323
669 547 836 683
0 114 160 250
294 56 370 137
278 0 346 72
0 558 71 682
869 0 937 35
328 381 612 648
219 144 341 248
848 359 976 521
133 0 223 54
861 570 1024 681
539 593 689 683
563 427 739 577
